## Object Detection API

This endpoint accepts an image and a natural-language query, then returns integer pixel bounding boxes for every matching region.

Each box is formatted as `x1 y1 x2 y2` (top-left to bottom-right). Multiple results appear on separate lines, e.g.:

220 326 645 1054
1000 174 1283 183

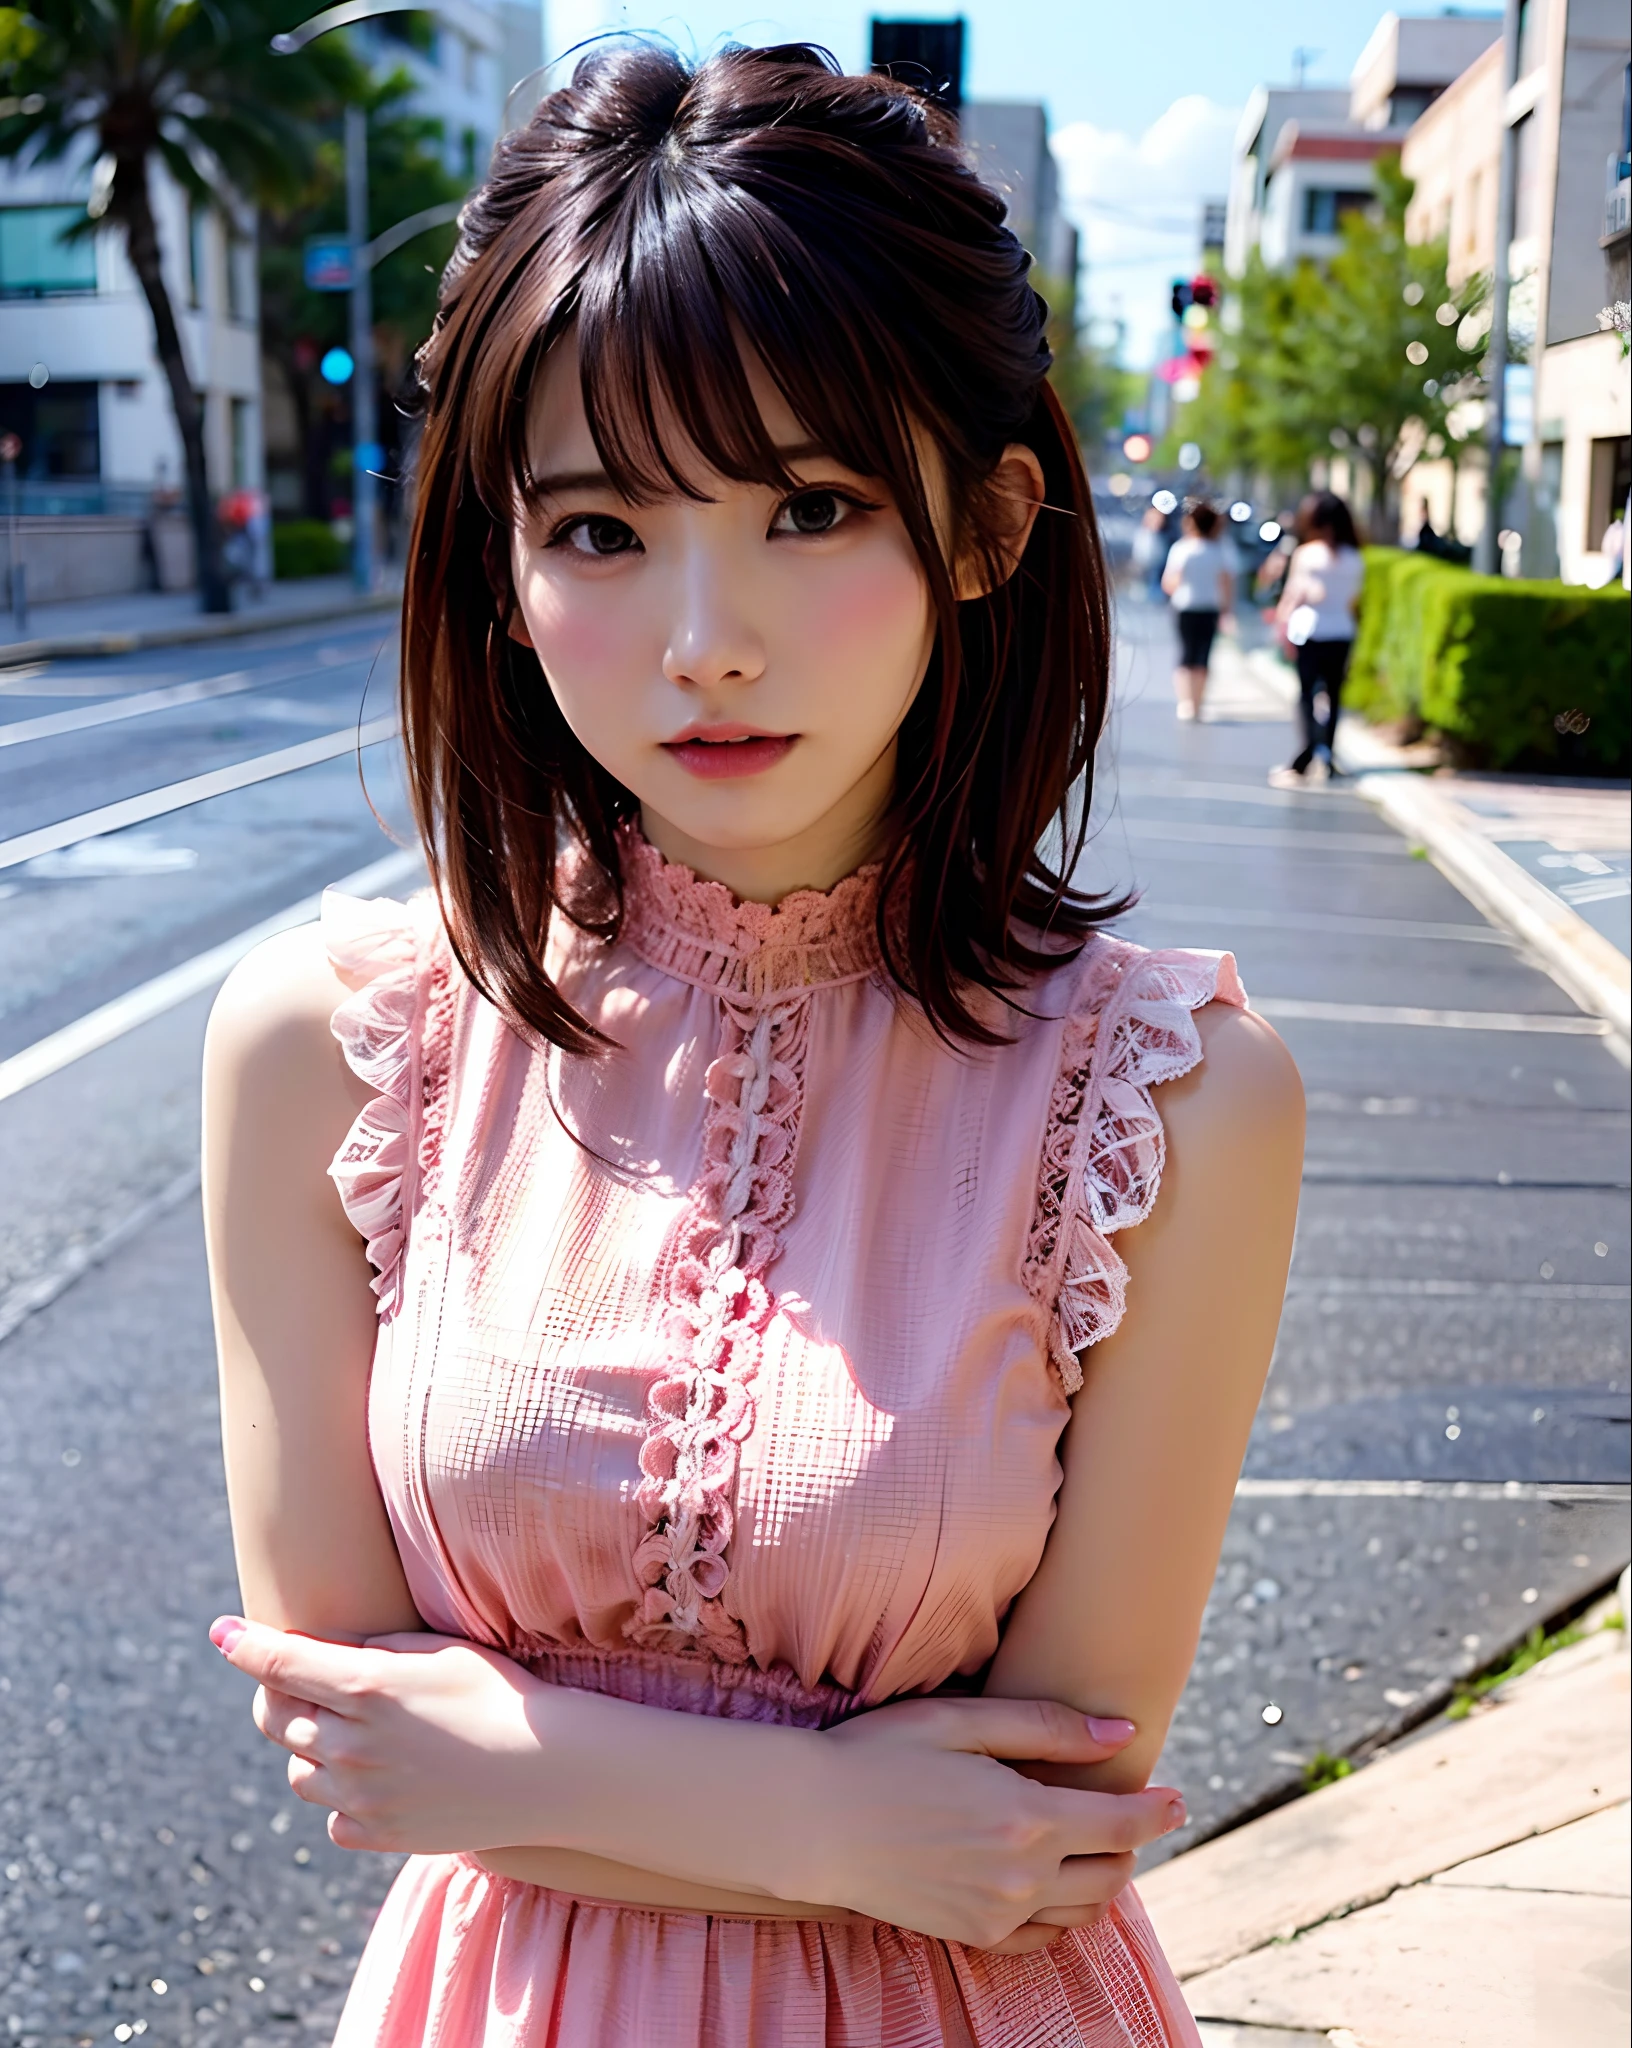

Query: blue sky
541 3 1491 363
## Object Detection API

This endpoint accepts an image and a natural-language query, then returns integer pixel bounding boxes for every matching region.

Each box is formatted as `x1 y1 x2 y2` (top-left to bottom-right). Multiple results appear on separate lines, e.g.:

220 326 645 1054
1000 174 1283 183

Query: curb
1337 726 1630 1050
0 587 401 667
1237 650 1630 1051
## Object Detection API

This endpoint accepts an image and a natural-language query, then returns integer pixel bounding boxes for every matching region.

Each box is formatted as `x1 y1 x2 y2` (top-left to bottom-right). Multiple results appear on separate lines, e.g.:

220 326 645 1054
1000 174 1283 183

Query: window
188 203 208 309
0 379 101 477
227 233 254 324
1302 187 1374 235
231 396 254 490
0 208 97 297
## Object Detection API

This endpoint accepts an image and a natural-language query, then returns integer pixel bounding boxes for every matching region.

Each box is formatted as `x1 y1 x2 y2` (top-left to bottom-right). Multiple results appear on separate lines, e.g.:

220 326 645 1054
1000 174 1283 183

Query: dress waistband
510 1638 862 1730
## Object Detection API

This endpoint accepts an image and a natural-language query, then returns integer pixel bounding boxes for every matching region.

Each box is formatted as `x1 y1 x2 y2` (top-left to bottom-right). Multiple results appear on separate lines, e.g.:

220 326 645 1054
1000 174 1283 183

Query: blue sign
1503 363 1532 446
320 347 355 386
305 236 354 292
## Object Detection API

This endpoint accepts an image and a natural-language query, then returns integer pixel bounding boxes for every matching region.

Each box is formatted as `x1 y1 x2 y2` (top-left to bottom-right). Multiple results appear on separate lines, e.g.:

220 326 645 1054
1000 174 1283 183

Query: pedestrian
1131 501 1168 601
201 43 1302 2048
1269 490 1364 787
1160 498 1235 721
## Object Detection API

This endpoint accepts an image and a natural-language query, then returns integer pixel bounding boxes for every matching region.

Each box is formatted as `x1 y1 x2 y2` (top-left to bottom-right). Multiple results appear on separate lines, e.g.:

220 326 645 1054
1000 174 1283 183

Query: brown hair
1184 498 1220 539
404 38 1120 1052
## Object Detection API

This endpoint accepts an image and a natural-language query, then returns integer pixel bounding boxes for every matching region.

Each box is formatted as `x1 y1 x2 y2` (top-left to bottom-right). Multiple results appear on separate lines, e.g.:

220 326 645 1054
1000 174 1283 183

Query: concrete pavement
1144 1585 1629 2046
0 578 400 668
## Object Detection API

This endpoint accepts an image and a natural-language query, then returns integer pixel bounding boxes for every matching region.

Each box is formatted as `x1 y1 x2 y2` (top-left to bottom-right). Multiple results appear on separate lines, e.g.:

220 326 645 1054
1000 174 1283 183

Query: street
1 599 1628 2047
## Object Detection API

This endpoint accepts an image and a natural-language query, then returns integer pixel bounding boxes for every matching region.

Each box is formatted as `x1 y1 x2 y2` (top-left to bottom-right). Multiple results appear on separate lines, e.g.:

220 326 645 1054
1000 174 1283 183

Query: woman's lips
662 732 797 779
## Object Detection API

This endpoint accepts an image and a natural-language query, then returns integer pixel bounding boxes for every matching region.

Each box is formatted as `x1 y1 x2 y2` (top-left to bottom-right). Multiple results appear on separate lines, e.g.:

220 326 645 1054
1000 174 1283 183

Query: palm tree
0 0 360 610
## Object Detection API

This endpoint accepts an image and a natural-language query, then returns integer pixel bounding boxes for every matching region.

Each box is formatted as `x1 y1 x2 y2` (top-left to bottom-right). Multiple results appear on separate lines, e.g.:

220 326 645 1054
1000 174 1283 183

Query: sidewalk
1233 644 1631 1046
1142 1584 1630 2047
0 574 401 666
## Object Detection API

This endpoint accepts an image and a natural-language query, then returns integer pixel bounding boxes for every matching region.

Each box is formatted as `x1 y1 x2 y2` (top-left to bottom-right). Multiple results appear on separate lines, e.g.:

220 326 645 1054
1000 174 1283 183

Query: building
357 0 542 187
961 101 1080 287
1224 14 1502 275
1397 0 1630 580
0 153 261 601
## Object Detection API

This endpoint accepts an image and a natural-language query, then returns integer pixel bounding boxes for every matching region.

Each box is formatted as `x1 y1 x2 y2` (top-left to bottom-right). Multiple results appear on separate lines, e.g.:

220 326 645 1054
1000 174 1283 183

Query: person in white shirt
1160 500 1235 720
1269 492 1363 787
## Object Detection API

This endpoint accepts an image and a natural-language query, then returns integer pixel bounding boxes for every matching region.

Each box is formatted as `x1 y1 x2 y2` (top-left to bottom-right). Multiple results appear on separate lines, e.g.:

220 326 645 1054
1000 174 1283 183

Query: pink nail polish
210 1616 246 1657
1086 1716 1136 1743
1164 1798 1188 1833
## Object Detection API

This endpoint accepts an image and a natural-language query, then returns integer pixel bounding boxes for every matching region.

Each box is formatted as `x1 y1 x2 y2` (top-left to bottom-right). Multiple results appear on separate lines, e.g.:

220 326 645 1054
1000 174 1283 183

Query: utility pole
1476 0 1524 577
345 103 378 594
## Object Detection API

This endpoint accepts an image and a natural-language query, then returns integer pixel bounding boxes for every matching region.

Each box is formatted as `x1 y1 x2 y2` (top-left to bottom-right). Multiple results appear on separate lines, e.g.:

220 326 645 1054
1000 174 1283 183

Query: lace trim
323 889 428 1318
1023 940 1246 1393
618 823 884 1002
625 992 812 1661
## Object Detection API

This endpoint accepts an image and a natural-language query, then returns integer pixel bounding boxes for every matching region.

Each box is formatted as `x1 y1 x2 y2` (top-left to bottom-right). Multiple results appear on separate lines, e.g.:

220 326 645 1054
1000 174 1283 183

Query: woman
1270 491 1364 787
1160 499 1235 721
202 43 1303 2046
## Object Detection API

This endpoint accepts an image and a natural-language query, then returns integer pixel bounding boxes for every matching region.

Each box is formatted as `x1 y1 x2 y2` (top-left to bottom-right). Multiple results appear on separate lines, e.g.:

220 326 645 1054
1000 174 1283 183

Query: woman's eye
774 490 851 537
555 514 640 557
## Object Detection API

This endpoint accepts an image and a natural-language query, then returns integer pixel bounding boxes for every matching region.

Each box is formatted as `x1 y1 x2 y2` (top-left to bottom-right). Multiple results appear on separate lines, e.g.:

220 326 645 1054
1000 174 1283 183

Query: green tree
259 70 461 520
1186 156 1488 536
0 0 360 609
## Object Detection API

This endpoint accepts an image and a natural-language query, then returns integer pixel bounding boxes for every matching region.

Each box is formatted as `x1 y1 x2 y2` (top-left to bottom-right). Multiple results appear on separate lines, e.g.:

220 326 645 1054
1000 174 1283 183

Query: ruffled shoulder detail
1023 937 1247 1392
322 889 430 1315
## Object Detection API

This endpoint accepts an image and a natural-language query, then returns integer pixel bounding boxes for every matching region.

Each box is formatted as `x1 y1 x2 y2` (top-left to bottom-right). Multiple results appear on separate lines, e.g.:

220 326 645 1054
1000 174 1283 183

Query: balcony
1604 151 1631 246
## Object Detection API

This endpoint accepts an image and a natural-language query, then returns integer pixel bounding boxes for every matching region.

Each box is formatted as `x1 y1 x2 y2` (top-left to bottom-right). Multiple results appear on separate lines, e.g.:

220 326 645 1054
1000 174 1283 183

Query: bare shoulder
204 924 370 1172
1159 1001 1305 1177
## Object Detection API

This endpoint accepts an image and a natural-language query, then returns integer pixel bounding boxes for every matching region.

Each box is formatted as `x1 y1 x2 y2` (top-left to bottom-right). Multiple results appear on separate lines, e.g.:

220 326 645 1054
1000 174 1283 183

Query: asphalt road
0 597 1627 2046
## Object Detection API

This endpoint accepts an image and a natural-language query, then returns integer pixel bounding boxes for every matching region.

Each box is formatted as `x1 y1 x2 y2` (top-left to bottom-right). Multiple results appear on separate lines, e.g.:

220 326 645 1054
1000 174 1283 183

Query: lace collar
617 822 885 1002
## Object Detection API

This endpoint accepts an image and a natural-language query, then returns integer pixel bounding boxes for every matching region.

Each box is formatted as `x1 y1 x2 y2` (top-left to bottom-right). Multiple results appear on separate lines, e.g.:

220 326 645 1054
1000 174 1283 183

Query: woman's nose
661 553 767 693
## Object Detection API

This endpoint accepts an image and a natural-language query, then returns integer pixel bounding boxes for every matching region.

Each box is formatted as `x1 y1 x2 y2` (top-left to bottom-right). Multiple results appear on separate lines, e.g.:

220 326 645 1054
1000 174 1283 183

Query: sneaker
1267 763 1305 790
1176 701 1197 723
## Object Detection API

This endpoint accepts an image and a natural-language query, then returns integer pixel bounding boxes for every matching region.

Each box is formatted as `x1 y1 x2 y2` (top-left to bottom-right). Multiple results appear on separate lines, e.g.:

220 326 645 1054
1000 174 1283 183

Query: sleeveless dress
322 828 1245 2048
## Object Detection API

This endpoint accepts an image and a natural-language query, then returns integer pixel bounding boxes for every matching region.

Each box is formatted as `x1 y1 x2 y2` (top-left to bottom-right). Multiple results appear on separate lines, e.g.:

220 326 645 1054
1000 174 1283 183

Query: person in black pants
1270 492 1363 787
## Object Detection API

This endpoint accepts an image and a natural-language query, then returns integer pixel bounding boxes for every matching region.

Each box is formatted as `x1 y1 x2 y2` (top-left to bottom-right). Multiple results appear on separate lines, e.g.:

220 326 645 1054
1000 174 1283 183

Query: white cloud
1052 96 1241 370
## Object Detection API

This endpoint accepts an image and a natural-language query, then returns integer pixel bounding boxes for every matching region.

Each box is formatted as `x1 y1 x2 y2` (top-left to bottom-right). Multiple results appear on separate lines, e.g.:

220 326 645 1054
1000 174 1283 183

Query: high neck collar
617 822 885 1002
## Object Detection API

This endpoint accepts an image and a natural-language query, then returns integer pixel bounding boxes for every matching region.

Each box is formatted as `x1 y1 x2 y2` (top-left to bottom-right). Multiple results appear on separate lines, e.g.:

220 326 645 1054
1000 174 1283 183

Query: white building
0 151 260 600
1224 13 1503 276
359 0 543 186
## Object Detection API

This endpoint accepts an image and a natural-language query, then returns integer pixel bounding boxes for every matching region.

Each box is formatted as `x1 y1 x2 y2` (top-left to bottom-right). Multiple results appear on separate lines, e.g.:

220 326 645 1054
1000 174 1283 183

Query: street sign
304 236 354 292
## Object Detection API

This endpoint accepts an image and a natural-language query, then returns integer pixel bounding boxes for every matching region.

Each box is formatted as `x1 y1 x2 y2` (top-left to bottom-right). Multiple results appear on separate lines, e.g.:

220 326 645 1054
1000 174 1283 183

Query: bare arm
986 1004 1304 1800
205 925 422 1639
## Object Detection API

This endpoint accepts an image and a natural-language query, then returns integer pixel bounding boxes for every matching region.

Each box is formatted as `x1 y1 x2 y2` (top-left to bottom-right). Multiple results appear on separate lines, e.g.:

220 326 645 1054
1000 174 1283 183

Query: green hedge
272 520 344 579
1350 548 1630 772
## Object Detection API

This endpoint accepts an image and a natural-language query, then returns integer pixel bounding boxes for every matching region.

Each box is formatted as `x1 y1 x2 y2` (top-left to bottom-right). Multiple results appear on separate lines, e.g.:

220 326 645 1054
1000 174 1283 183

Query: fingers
253 1684 327 1758
211 1616 376 1712
1048 1784 1187 1858
914 1697 1140 1766
1036 1850 1138 1912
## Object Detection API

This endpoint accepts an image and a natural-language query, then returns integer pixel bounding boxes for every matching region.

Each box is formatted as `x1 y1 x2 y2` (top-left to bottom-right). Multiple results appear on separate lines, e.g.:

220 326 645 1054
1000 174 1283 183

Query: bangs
506 170 933 524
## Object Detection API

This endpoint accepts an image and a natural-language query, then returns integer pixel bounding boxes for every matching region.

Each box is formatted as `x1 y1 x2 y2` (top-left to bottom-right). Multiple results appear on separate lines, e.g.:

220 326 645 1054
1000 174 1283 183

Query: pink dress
322 829 1244 2048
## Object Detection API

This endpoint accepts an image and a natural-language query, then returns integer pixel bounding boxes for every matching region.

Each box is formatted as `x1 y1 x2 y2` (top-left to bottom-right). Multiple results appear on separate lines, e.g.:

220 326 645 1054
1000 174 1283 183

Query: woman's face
509 336 1041 901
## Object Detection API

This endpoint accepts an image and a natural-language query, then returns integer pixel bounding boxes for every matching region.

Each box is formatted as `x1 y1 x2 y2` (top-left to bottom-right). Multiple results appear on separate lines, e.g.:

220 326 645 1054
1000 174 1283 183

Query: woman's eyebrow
531 441 838 497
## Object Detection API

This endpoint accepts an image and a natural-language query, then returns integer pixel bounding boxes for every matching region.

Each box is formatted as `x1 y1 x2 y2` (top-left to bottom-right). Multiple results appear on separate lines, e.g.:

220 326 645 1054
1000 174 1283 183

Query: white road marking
0 845 424 1104
1283 1276 1630 1301
1129 819 1409 856
1253 996 1606 1036
1235 1478 1628 1503
0 670 254 747
1123 901 1514 946
0 716 399 870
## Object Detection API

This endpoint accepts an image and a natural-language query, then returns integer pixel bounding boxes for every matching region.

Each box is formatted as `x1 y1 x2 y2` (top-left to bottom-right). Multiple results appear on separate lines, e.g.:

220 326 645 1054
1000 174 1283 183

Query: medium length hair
403 39 1120 1052
1295 491 1360 550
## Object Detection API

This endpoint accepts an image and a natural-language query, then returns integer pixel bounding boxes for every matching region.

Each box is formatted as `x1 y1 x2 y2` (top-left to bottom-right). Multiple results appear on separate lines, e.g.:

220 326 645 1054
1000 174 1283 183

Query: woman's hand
212 1616 548 1854
805 1696 1185 1952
